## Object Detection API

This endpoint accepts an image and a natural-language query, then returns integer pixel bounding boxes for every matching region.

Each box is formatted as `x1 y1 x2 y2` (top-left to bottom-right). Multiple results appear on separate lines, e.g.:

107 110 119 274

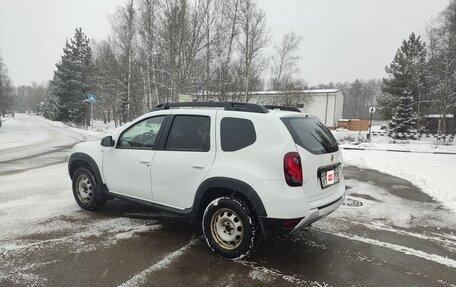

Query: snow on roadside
332 128 456 153
343 149 456 212
62 119 123 138
35 114 121 139
0 114 53 151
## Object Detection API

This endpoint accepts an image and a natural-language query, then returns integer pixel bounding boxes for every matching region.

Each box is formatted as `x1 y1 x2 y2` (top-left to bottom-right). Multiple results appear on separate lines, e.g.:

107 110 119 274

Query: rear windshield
281 116 339 154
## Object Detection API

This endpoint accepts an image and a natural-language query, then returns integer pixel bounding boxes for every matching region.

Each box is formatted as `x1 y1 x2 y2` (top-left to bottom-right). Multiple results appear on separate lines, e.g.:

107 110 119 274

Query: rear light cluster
283 152 303 186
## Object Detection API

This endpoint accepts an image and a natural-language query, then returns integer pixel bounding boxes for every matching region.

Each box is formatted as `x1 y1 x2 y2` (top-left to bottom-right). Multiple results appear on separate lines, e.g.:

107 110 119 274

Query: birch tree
237 0 270 102
426 3 456 133
211 0 241 101
138 0 160 107
269 32 309 107
111 0 137 122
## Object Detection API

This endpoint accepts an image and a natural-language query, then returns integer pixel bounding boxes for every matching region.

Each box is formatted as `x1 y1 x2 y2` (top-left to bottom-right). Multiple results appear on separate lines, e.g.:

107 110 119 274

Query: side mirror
101 136 115 147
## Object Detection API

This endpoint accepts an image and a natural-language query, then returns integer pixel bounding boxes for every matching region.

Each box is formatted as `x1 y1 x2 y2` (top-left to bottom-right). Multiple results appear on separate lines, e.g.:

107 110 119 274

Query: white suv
68 102 345 258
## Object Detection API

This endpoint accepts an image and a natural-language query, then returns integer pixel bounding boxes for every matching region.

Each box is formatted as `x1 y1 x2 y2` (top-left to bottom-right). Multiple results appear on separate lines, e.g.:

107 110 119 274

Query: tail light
284 152 302 186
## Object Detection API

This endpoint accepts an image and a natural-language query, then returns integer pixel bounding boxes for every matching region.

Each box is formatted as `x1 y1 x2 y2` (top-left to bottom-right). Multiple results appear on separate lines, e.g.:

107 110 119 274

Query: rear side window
165 115 210 151
221 117 256 151
281 116 338 154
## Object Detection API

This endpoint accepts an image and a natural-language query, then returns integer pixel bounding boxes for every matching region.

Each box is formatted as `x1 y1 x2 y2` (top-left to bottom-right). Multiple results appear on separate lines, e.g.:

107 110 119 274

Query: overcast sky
0 0 451 87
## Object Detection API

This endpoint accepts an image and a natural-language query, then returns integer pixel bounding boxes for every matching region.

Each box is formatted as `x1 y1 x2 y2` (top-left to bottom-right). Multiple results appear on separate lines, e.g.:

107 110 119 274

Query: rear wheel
72 167 103 210
202 197 259 259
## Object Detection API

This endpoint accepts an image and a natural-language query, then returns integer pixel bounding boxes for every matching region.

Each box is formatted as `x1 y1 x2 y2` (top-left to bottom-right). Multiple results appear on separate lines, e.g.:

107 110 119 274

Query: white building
300 89 344 127
179 89 344 127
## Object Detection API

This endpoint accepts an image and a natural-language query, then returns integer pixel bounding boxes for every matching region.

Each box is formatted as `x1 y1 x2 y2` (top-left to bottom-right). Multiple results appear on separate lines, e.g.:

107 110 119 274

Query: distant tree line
42 0 307 126
15 83 47 113
0 51 46 116
314 79 382 120
0 53 15 117
378 1 456 134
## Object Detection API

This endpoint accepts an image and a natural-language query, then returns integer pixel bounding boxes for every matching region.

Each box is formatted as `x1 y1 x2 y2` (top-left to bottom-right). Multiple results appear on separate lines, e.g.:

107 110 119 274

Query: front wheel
72 167 103 211
202 197 259 259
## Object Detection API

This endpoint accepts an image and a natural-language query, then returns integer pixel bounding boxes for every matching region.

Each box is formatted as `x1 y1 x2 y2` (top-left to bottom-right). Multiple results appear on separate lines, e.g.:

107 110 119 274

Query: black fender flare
68 153 108 197
192 177 267 217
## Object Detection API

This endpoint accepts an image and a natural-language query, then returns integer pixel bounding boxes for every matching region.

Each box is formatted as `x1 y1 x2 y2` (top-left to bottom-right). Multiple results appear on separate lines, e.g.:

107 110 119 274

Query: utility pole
91 101 93 131
86 93 96 131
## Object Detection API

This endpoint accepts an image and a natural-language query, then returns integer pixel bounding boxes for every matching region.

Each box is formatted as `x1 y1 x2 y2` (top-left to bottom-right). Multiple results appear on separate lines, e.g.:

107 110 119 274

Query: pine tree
45 28 94 123
389 89 417 133
381 32 428 131
42 78 61 120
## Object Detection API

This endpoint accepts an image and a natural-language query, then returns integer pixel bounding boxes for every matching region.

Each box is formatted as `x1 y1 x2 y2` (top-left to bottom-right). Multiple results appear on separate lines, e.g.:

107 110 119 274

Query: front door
103 115 166 201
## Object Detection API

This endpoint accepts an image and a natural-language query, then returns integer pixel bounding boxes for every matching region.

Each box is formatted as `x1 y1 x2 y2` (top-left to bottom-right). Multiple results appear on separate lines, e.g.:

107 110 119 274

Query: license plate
320 167 340 188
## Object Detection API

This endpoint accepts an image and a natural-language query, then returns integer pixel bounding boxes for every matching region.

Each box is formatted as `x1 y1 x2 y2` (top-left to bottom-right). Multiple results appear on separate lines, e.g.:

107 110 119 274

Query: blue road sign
88 94 96 103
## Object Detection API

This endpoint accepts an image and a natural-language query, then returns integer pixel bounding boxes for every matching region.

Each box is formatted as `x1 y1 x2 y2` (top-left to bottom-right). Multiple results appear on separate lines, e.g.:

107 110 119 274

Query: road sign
369 106 376 114
88 94 96 103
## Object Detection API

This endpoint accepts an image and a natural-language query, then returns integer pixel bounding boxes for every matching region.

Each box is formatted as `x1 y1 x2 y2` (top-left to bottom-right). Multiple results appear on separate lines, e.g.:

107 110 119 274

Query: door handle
191 163 205 169
139 159 150 166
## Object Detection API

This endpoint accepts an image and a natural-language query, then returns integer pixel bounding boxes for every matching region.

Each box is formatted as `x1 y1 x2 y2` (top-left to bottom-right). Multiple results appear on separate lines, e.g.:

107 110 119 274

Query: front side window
165 116 210 151
118 116 165 149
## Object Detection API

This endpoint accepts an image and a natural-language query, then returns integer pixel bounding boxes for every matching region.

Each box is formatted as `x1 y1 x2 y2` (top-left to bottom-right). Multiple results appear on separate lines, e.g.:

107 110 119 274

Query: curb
371 132 455 141
341 146 456 155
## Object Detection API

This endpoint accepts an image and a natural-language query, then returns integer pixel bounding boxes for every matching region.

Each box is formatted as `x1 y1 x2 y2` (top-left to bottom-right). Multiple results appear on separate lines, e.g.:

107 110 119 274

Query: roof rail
152 102 269 114
264 105 301 112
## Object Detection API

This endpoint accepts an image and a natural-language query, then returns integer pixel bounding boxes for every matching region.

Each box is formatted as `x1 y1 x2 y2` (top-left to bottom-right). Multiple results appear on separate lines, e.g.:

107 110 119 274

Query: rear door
281 115 342 202
150 110 216 209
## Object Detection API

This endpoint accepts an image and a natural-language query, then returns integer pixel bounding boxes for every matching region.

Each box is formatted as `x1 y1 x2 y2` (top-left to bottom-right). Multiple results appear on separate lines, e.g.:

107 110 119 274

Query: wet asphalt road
0 115 455 287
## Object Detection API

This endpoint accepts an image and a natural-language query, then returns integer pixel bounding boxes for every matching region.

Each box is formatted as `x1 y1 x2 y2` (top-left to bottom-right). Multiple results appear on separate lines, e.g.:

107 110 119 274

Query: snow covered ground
333 127 456 153
343 150 456 212
316 176 456 268
330 126 456 212
0 114 99 162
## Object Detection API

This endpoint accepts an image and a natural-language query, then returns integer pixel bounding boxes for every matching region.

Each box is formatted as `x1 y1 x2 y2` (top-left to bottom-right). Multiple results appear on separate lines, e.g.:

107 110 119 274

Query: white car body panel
103 148 156 201
71 141 104 176
69 107 345 224
150 109 217 209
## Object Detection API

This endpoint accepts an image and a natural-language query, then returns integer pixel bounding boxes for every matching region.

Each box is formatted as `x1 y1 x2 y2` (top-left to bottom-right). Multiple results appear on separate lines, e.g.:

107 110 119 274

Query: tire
72 167 103 211
202 197 259 259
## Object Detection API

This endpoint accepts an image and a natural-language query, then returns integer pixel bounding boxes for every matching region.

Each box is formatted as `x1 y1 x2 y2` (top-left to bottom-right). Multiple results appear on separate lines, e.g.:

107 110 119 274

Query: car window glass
221 117 256 151
118 116 165 149
281 116 338 154
165 116 210 151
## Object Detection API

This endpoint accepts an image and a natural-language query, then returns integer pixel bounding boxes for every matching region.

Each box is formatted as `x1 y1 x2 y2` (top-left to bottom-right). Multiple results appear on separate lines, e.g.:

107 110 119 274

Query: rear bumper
260 195 345 234
291 195 345 232
253 177 346 219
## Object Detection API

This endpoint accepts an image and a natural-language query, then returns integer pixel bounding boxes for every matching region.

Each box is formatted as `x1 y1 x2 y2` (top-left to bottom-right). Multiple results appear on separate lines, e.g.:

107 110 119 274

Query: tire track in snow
118 239 199 287
118 237 331 287
351 221 456 252
237 260 332 287
323 230 456 268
